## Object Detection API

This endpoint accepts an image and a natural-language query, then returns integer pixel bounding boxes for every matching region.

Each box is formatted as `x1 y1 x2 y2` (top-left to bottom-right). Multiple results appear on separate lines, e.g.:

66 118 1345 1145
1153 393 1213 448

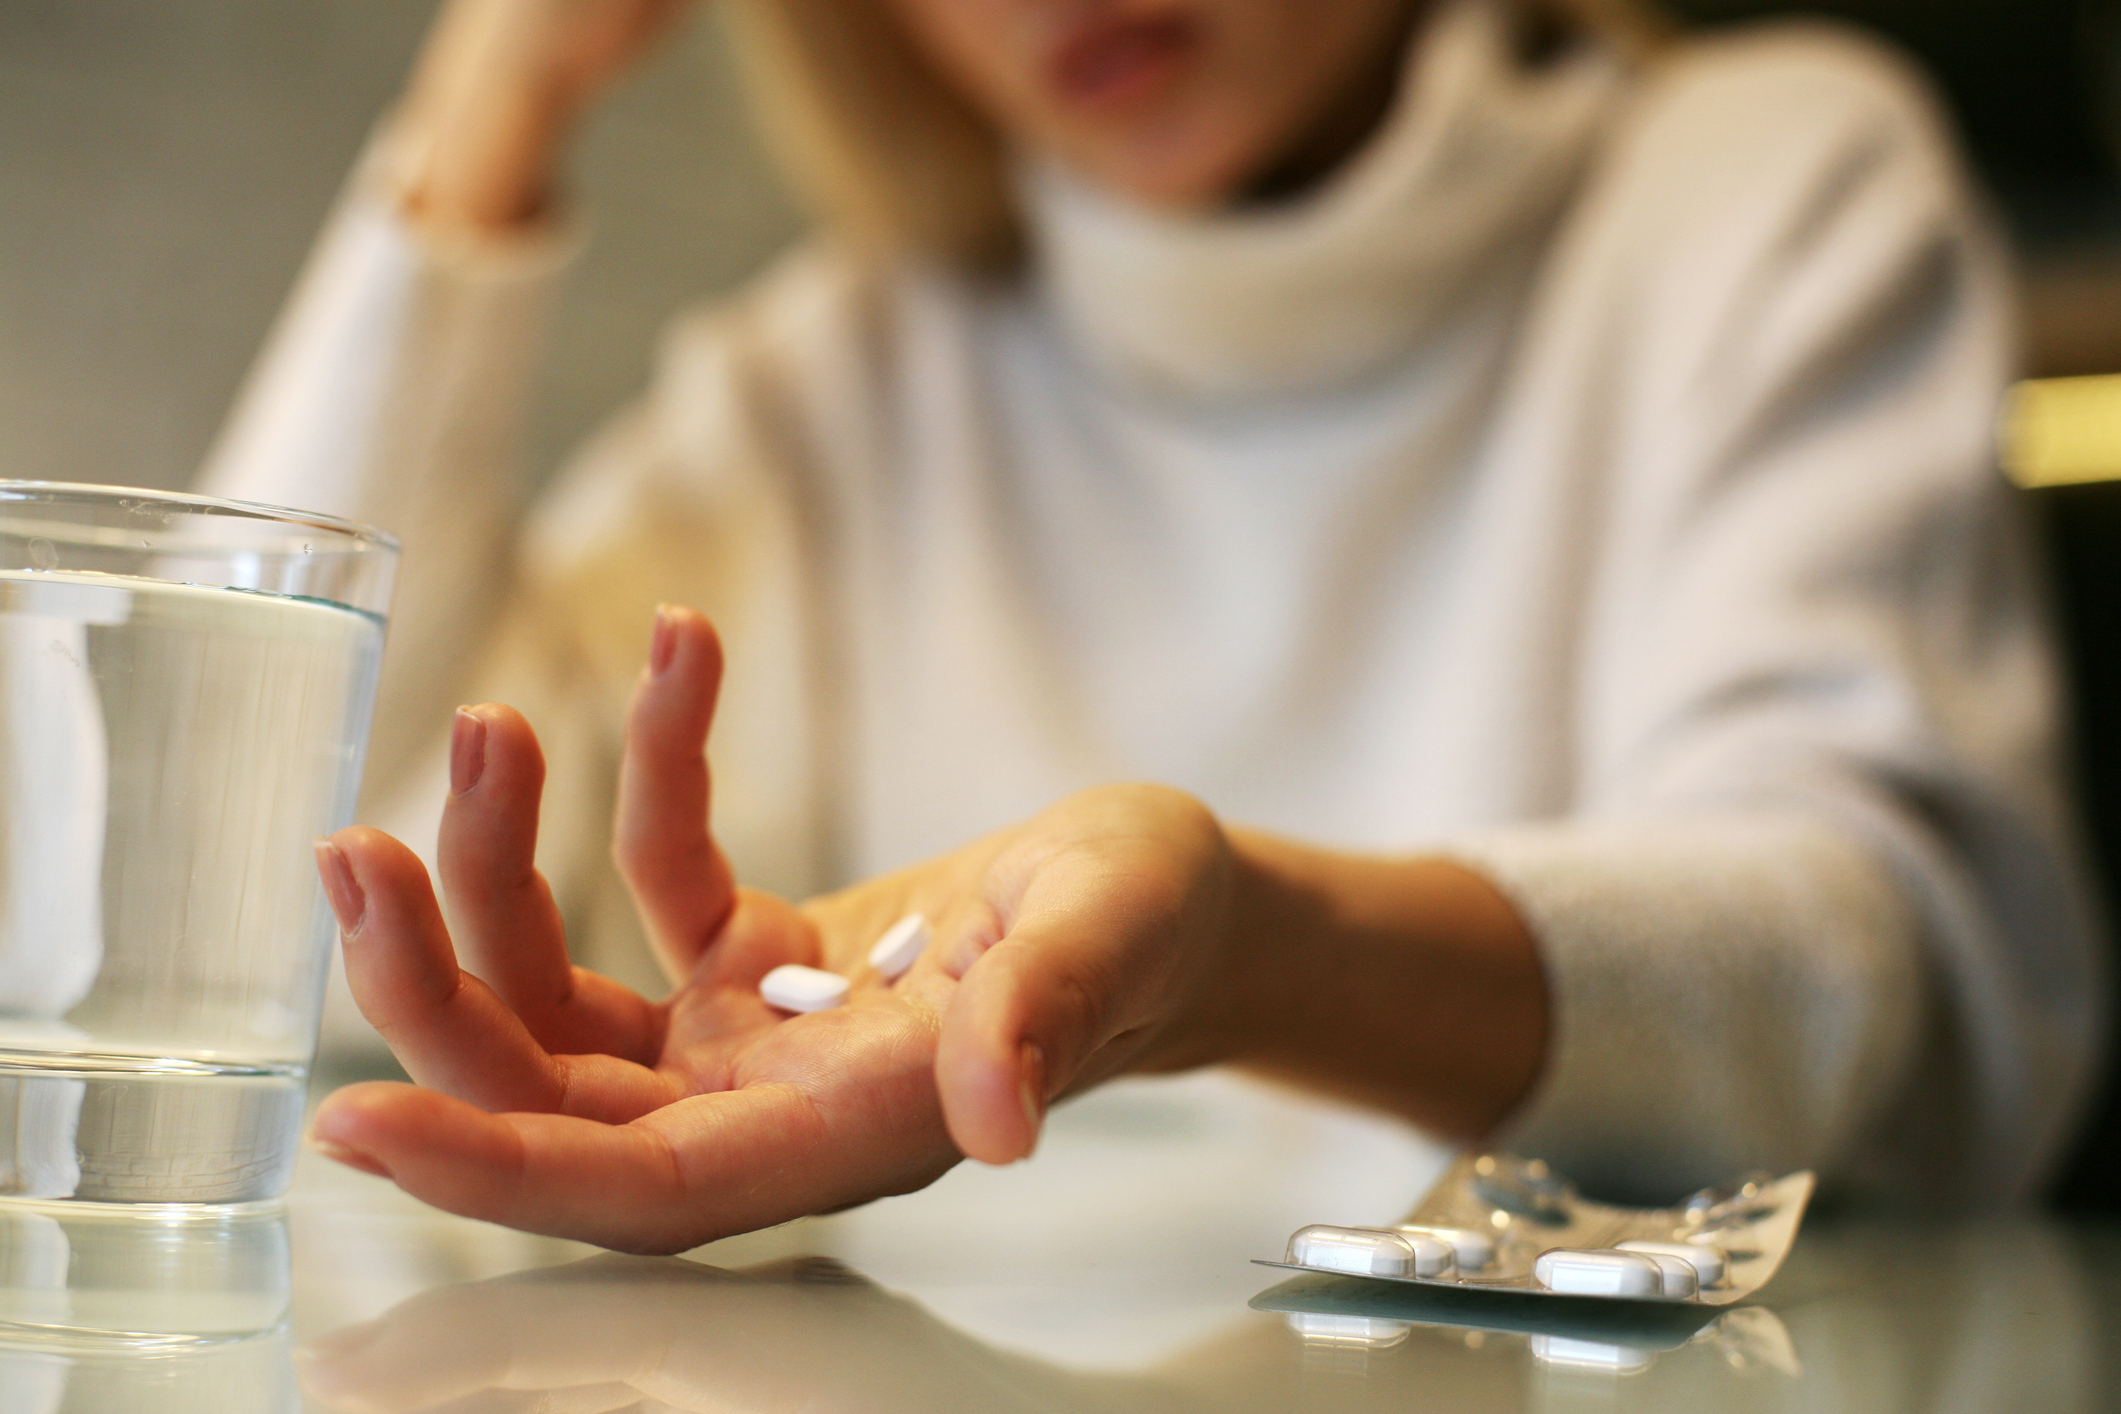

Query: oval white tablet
868 913 931 980
1533 1248 1663 1298
1641 1253 1698 1298
1616 1239 1727 1287
1286 1225 1454 1279
1398 1224 1496 1270
759 964 849 1014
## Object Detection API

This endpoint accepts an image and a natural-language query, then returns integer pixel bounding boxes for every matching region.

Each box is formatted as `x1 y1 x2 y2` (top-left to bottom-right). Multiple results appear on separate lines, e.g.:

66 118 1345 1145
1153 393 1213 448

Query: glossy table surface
2 1072 2113 1413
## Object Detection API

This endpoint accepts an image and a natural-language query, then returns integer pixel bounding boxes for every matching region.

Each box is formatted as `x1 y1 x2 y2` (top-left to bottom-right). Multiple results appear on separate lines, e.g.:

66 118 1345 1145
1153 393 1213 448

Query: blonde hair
721 0 1672 270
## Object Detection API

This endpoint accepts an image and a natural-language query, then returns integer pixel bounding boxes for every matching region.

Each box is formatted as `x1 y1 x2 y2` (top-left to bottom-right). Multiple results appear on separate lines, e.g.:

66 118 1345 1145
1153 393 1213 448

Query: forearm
1216 828 1549 1141
1441 814 1930 1199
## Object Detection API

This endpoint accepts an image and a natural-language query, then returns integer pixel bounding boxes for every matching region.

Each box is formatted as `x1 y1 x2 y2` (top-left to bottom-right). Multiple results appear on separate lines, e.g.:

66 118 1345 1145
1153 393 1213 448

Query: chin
1065 123 1277 211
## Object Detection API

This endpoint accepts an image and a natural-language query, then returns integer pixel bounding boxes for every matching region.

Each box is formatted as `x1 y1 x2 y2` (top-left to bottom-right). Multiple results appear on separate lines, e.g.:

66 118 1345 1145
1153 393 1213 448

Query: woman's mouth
1045 11 1203 114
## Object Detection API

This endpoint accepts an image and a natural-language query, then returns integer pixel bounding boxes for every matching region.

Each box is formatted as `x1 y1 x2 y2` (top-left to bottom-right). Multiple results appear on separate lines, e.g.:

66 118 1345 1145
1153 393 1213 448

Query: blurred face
883 0 1424 208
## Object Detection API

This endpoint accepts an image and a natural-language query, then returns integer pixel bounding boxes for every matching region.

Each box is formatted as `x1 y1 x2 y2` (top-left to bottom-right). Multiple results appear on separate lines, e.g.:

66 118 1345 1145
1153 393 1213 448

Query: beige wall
0 0 803 494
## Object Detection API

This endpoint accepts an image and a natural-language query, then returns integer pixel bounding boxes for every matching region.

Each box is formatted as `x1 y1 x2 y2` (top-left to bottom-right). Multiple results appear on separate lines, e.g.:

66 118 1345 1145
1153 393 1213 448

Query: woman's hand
389 0 694 233
307 606 1251 1253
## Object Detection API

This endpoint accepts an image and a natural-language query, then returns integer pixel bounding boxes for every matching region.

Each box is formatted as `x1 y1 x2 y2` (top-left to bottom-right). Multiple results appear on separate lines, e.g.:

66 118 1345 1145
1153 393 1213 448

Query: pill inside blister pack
1259 1152 1813 1306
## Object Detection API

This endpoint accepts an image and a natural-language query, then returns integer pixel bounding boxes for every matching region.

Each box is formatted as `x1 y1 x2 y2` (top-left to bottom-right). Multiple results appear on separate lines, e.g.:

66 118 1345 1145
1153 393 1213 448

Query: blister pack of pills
1259 1152 1813 1306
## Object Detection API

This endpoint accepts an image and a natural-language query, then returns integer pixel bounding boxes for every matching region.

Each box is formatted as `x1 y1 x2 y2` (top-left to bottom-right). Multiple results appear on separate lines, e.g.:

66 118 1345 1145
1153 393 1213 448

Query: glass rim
0 480 401 554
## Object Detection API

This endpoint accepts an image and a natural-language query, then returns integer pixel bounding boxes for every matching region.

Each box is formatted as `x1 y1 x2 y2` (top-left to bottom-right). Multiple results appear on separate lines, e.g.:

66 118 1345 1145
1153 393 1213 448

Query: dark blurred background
1675 0 2121 377
4 0 2121 493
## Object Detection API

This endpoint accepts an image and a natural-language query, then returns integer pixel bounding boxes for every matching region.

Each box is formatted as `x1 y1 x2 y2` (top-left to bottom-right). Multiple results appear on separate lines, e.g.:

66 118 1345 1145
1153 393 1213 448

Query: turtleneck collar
1019 0 1627 403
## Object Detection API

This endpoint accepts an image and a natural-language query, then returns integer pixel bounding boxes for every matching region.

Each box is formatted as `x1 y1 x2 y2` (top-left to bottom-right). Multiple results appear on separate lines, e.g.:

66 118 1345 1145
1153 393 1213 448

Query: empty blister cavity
1616 1239 1726 1287
1533 1248 1669 1299
868 914 931 980
1286 1225 1455 1280
759 964 849 1014
1398 1224 1495 1270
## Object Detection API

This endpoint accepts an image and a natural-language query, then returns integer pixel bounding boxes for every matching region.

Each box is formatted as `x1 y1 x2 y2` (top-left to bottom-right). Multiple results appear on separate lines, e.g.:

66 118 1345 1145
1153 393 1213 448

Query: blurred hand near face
391 0 1425 232
392 0 693 231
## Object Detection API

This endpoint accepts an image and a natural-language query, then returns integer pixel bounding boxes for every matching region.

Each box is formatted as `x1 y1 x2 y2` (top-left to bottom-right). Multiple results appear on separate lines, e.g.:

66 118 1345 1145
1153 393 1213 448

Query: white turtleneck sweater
202 2 2103 1208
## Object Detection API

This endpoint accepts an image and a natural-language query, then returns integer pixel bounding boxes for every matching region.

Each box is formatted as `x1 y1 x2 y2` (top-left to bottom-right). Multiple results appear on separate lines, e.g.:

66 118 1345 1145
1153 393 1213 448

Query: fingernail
1017 1042 1046 1160
309 1135 390 1180
449 707 486 795
650 604 678 677
314 839 366 936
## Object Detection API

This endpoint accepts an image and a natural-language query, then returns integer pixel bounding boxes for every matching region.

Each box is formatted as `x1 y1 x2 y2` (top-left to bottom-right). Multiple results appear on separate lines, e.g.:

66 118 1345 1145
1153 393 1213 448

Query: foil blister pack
1256 1151 1814 1306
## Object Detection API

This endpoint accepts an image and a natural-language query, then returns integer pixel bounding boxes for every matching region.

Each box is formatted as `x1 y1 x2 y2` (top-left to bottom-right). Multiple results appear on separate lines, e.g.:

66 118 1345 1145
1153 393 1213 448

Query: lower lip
1047 15 1200 113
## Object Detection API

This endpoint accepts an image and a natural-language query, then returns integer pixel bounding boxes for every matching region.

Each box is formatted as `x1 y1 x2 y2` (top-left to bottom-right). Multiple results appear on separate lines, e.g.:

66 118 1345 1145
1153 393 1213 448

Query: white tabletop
0 1070 2110 1412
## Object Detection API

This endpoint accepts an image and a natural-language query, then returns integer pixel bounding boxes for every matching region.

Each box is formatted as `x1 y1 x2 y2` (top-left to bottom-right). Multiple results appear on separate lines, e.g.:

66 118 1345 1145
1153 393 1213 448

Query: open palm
310 607 1238 1253
312 609 969 1253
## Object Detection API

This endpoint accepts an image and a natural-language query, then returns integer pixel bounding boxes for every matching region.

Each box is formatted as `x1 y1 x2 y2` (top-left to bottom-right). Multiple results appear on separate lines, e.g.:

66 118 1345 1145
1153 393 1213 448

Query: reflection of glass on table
0 484 394 1206
0 1201 292 1414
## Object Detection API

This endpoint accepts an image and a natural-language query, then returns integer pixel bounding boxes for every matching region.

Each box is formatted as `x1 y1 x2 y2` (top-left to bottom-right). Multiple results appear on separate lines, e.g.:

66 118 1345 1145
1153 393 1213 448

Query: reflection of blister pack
1249 1272 1802 1376
1257 1152 1813 1305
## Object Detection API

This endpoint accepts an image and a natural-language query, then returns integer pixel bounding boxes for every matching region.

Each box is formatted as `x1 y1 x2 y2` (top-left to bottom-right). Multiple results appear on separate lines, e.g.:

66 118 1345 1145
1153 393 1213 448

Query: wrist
1214 826 1376 1079
1214 829 1551 1140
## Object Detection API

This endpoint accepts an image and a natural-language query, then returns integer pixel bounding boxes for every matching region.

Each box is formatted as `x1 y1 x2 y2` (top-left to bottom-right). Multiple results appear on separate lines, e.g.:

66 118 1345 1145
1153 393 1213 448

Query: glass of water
0 482 394 1206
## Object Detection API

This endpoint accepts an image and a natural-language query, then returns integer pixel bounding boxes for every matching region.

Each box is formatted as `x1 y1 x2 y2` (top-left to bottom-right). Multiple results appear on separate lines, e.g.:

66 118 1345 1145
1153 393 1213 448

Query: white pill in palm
1615 1239 1727 1287
868 913 931 980
759 964 849 1014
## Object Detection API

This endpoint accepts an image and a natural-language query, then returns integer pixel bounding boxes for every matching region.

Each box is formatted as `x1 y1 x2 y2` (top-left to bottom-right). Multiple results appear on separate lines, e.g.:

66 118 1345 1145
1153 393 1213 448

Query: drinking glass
0 482 395 1205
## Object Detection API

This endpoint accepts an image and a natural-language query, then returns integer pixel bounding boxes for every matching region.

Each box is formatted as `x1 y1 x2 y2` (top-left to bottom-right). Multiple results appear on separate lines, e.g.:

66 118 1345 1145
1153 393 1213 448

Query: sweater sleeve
194 137 577 812
192 140 588 1062
1455 28 2103 1206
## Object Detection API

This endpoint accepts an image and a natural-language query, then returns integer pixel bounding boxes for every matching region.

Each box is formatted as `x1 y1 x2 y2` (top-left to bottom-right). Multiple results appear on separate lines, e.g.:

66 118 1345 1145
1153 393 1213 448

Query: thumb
932 911 1146 1166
